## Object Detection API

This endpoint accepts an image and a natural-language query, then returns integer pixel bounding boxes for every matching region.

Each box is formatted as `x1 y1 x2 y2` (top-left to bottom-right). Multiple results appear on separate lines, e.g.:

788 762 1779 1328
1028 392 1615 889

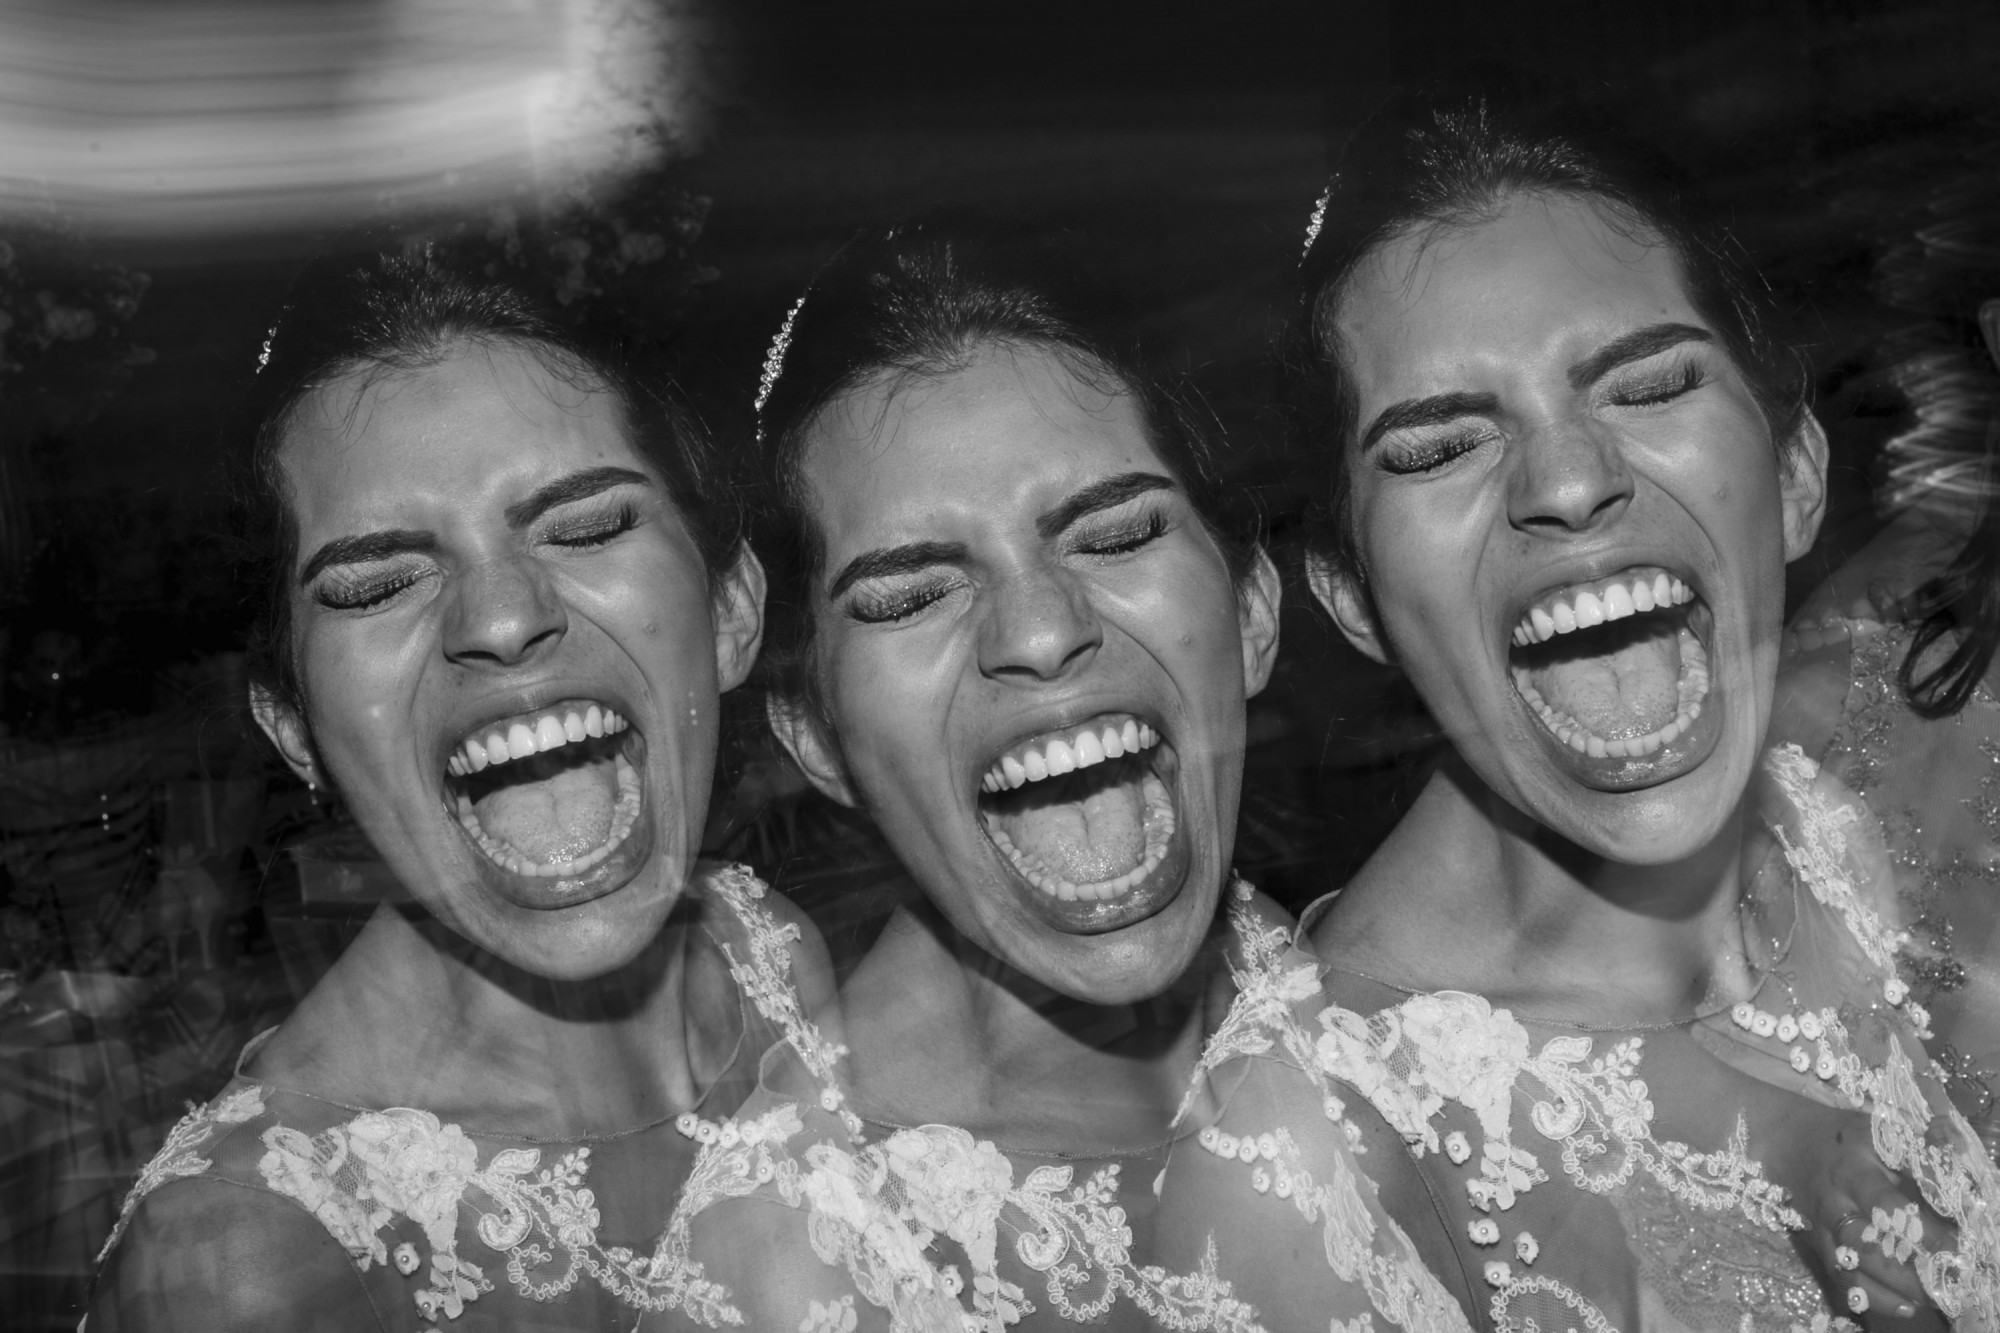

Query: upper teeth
980 716 1158 793
1512 571 1693 647
447 703 628 777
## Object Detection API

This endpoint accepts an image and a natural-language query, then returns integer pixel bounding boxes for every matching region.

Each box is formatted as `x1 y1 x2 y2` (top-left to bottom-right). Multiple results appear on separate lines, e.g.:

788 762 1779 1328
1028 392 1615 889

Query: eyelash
313 502 641 612
314 568 428 612
1381 431 1489 476
842 503 1175 625
1072 509 1169 556
1610 360 1706 407
545 503 640 548
847 580 956 625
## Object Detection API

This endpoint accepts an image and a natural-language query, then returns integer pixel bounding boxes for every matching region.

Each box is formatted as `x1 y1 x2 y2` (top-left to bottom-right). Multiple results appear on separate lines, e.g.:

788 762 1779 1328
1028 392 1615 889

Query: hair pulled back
1295 83 1809 579
240 244 740 722
753 216 1255 702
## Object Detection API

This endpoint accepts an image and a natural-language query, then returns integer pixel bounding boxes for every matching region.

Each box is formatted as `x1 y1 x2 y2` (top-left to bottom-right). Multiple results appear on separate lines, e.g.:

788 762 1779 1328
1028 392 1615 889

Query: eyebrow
825 540 968 601
298 529 437 586
1035 471 1177 540
1360 391 1501 453
821 471 1179 602
502 465 653 528
298 465 652 586
1567 322 1712 391
1357 322 1717 453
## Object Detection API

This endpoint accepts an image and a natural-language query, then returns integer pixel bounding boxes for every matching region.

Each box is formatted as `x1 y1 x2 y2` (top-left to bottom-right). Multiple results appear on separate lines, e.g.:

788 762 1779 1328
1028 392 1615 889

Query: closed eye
1608 359 1705 408
313 565 434 611
1378 428 1493 476
1070 508 1168 557
846 578 959 625
544 502 640 549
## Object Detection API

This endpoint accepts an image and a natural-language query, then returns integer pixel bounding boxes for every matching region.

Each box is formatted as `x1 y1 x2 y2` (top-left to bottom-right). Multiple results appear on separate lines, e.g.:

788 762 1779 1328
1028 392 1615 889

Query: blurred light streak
0 0 697 237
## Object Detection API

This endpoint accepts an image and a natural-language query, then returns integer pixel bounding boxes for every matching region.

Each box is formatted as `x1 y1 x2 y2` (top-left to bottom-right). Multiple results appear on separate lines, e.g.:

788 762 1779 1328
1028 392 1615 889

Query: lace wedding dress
1170 748 2000 1333
1781 616 2000 1144
89 864 813 1331
651 885 1455 1333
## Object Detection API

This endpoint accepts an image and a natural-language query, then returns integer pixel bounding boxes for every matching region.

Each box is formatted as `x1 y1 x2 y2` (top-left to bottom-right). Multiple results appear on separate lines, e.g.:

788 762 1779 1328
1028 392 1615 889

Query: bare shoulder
90 1175 381 1333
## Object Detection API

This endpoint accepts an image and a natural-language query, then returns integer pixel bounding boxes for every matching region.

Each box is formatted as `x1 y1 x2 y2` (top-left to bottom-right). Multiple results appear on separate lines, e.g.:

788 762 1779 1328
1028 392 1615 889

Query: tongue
1526 617 1683 739
473 752 619 864
988 765 1149 884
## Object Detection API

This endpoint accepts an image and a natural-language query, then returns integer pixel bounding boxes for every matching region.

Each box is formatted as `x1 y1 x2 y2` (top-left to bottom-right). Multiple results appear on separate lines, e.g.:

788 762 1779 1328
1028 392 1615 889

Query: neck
252 898 712 1136
841 894 1217 1149
1328 754 1756 1025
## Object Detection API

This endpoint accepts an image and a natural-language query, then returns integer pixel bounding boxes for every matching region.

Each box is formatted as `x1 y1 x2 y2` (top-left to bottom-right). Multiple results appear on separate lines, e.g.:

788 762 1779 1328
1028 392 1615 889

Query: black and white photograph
4 2 2000 1329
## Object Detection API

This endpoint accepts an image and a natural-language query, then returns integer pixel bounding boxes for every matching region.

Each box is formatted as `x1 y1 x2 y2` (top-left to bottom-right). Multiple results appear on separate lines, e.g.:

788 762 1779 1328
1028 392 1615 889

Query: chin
1517 744 1756 867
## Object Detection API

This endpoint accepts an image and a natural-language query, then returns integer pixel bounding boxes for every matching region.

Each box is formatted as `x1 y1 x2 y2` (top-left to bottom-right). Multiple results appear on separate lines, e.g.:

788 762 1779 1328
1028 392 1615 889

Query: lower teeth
1514 626 1710 759
988 773 1176 902
455 751 642 878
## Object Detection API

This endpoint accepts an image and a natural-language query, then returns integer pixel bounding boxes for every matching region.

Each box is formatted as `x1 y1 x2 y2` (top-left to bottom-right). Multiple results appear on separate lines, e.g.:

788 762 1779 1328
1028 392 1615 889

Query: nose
1507 416 1634 535
443 556 567 669
977 561 1102 683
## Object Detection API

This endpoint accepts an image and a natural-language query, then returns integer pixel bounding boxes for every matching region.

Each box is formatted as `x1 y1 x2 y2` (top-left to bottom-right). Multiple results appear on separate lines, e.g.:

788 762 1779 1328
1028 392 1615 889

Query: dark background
2 1 1996 1324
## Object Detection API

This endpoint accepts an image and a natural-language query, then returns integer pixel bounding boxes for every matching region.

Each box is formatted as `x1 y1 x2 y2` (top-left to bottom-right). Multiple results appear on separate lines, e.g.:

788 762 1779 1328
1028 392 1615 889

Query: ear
1980 298 2000 375
1304 549 1391 665
1778 413 1830 563
712 545 768 693
248 681 321 788
1236 546 1283 699
766 692 859 808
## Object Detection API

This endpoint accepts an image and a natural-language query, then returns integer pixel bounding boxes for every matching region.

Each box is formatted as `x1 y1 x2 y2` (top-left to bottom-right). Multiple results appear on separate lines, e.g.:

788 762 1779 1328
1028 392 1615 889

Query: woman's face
778 344 1279 1004
257 341 761 979
1313 192 1825 864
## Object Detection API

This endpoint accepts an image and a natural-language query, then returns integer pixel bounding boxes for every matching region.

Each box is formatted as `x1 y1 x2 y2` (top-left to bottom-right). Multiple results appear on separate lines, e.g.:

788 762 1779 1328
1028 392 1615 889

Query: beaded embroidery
1726 747 2000 1326
1808 620 2000 1113
1318 986 1802 1232
1180 754 2000 1333
1174 890 1484 1333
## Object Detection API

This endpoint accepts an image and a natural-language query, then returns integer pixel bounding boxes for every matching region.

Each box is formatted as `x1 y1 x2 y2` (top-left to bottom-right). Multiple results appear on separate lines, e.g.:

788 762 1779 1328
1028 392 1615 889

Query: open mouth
975 714 1179 909
1507 567 1716 783
440 699 650 898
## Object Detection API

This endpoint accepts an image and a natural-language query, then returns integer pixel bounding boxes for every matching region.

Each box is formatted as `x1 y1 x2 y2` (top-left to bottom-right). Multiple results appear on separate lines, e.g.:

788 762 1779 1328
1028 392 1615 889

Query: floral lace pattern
705 863 866 1140
1760 746 2000 1326
94 863 808 1327
669 1107 1263 1332
1316 990 1803 1233
255 1105 697 1322
1798 622 2000 1115
665 880 1278 1331
1175 891 1479 1333
95 1085 267 1265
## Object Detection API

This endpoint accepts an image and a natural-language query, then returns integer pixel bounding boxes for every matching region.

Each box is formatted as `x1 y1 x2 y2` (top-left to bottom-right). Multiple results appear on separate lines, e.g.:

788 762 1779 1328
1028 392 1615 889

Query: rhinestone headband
752 293 808 439
1300 182 1332 262
256 323 277 372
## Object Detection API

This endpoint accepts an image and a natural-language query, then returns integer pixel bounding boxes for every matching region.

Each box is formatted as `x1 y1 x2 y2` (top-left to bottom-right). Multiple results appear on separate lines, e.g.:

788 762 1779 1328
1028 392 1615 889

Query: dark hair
753 216 1257 702
1878 178 2000 717
240 244 740 723
1295 84 1809 578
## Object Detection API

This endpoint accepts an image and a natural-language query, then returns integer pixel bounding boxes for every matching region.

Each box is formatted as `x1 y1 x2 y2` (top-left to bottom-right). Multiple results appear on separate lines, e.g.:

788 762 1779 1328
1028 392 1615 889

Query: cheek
293 626 415 766
821 634 951 784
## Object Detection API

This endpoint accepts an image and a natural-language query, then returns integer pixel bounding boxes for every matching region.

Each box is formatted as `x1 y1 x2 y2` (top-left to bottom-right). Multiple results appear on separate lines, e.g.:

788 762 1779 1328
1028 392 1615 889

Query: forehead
280 341 643 526
1335 192 1699 396
799 343 1163 545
